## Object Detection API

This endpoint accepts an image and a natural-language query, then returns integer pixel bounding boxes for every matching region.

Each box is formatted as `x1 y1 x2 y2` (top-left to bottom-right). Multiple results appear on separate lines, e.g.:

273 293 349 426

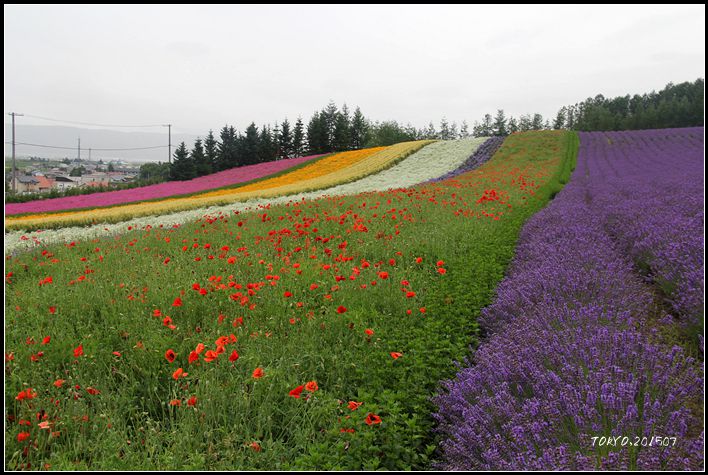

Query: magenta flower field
5 154 323 216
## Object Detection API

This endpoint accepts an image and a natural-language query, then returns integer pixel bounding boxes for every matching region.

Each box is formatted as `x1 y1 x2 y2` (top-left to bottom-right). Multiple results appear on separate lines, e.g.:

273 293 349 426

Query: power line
4 141 170 151
15 113 165 128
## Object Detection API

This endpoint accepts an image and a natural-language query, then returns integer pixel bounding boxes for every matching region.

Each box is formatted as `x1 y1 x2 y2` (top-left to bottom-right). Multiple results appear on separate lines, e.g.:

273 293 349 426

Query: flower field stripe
578 128 704 337
5 131 574 470
192 146 390 197
429 136 504 183
433 127 704 470
4 142 431 231
5 139 487 253
4 147 386 226
5 154 327 216
302 138 487 197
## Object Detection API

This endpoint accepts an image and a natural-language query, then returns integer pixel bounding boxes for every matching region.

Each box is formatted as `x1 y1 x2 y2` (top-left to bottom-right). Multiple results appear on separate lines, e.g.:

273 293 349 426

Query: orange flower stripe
6 141 433 231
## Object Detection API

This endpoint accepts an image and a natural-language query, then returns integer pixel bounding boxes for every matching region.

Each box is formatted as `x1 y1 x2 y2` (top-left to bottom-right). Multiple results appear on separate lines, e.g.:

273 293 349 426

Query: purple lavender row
433 128 704 470
580 128 704 333
429 136 505 182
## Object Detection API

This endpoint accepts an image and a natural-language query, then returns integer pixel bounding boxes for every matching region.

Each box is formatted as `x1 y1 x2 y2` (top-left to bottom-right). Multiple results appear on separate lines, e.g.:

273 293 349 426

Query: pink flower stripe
5 155 324 216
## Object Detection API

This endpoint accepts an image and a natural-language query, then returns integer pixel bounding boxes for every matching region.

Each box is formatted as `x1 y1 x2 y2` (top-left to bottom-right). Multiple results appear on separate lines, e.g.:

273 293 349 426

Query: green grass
5 131 577 470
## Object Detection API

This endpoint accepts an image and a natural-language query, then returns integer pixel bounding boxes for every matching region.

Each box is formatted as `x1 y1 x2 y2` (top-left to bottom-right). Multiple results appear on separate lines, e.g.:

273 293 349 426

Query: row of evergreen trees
170 79 704 180
470 78 704 137
169 103 476 181
557 78 704 131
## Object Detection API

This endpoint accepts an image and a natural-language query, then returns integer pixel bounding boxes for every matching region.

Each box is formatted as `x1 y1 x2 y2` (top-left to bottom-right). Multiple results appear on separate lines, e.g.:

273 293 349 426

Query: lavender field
434 127 704 470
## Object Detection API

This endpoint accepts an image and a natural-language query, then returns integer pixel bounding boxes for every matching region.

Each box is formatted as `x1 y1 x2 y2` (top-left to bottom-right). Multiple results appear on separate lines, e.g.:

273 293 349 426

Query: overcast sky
4 4 705 135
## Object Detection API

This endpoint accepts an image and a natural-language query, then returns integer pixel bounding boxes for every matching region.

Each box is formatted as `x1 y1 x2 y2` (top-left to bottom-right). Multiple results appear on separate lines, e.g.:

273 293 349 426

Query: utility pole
8 112 24 194
163 124 172 164
89 148 92 161
78 137 81 161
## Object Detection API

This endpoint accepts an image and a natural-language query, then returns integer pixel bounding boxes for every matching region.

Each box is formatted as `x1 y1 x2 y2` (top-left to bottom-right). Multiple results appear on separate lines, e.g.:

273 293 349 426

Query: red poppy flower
336 306 347 314
289 385 305 398
348 401 363 411
415 257 423 264
188 351 199 364
17 432 31 442
365 413 382 425
172 367 187 380
406 291 416 298
305 381 319 392
73 344 84 358
378 271 389 279
187 396 197 407
169 399 181 406
15 388 37 401
365 328 374 336
437 267 447 275
172 297 183 307
49 306 56 314
203 350 218 363
283 291 293 298
41 336 51 345
390 352 403 359
165 349 176 363
436 260 445 267
252 367 264 379
229 350 240 362
86 387 100 395
195 343 206 354
53 379 65 388
112 351 122 357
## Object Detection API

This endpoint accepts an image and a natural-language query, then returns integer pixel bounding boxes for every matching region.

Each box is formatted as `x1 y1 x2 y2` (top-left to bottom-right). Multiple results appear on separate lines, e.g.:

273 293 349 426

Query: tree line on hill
470 78 704 137
168 103 479 181
165 78 703 181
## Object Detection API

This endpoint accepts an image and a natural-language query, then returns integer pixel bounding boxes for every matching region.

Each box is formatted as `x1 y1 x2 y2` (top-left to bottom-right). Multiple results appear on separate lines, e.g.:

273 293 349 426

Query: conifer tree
493 109 507 136
507 117 519 134
170 142 195 180
293 117 305 157
333 111 351 151
349 107 368 149
257 125 276 163
439 118 451 140
242 122 260 165
553 107 567 130
322 101 339 150
459 120 469 138
191 138 211 177
279 118 293 159
204 130 218 171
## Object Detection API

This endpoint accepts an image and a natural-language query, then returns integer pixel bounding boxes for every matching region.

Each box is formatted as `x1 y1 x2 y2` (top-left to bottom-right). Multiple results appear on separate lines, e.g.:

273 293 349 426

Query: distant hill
3 124 199 162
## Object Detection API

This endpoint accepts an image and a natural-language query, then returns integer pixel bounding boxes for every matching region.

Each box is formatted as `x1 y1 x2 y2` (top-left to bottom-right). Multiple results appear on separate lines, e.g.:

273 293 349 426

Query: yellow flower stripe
6 141 434 231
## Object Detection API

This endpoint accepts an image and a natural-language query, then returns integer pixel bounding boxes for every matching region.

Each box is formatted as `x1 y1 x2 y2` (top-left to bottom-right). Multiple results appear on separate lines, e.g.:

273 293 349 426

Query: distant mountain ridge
3 124 199 162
